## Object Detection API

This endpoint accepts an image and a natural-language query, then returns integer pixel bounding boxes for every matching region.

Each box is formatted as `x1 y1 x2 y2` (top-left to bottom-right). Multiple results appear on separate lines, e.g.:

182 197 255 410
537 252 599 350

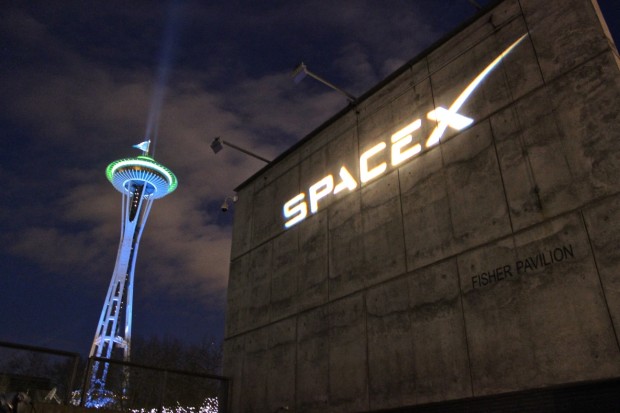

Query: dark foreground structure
223 0 620 411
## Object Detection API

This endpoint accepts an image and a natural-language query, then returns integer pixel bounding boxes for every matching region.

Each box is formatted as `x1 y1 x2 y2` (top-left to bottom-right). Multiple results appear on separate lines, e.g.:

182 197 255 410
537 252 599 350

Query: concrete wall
223 0 620 411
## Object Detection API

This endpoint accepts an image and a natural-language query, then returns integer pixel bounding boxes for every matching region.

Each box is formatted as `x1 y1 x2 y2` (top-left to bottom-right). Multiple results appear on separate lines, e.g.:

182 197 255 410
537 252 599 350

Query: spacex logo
283 34 528 229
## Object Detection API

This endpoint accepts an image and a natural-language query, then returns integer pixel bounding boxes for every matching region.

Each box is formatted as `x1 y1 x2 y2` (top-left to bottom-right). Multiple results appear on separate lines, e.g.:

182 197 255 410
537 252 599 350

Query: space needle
88 140 177 395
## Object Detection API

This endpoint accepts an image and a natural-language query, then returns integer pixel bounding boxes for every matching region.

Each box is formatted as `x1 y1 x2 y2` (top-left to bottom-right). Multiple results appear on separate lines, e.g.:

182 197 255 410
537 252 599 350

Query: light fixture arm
210 137 271 163
292 62 357 103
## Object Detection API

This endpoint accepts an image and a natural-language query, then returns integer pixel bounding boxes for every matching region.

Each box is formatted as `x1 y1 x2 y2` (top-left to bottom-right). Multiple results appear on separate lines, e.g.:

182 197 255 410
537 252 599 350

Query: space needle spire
88 140 177 398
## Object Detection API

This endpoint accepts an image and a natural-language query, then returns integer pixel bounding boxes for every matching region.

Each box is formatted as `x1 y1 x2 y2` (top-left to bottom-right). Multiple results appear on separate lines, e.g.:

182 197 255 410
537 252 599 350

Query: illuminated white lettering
309 175 334 213
360 142 387 183
426 107 474 148
282 33 529 229
334 166 358 194
426 33 528 148
283 193 307 228
391 119 422 166
427 107 473 130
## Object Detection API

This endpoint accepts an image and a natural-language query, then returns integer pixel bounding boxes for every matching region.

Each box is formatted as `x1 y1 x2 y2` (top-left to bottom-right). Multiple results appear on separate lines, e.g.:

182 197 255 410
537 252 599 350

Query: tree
120 335 223 411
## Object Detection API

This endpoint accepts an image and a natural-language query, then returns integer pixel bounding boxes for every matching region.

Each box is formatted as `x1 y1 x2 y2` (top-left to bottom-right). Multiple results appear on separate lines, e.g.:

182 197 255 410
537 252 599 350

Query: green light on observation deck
106 155 178 197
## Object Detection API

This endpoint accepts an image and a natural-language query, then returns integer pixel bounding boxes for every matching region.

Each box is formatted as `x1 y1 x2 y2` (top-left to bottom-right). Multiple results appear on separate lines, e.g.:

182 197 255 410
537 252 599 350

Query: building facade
223 0 620 411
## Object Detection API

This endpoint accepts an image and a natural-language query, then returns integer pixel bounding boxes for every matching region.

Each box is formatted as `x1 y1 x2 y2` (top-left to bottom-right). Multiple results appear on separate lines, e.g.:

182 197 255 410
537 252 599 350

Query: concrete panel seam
455 254 477 397
427 13 524 80
397 167 411 275
516 1 548 87
579 210 620 354
489 112 517 236
363 290 371 411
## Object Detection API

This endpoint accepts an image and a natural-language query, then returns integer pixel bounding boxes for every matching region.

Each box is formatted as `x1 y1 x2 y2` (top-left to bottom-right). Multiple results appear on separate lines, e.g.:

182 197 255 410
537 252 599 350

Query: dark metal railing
0 341 80 405
81 356 230 413
0 341 230 413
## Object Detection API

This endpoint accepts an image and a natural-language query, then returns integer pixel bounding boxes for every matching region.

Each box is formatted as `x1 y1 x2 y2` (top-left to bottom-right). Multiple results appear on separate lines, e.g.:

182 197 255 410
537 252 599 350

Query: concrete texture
224 0 620 411
328 294 368 412
583 194 620 354
459 213 620 395
296 306 330 412
366 259 472 410
297 210 329 312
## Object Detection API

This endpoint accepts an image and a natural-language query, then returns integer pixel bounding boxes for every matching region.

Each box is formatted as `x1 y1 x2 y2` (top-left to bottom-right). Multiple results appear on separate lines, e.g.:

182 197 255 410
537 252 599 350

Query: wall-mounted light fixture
291 62 357 103
210 137 271 163
221 195 239 213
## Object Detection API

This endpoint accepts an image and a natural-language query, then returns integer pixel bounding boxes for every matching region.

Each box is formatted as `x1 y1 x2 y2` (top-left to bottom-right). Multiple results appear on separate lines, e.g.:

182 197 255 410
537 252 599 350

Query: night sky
1 1 618 356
